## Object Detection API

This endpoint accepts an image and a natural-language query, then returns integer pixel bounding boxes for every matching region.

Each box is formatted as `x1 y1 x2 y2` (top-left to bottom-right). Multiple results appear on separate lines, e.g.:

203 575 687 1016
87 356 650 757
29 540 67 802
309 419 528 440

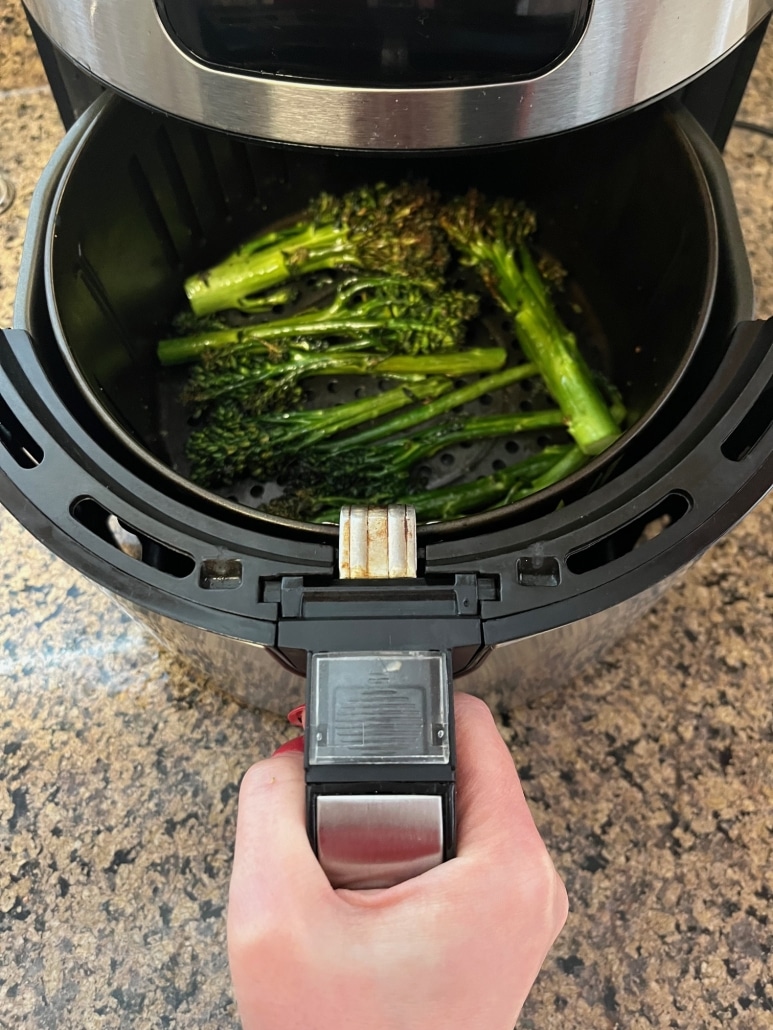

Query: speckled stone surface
1 8 772 1029
0 1 47 91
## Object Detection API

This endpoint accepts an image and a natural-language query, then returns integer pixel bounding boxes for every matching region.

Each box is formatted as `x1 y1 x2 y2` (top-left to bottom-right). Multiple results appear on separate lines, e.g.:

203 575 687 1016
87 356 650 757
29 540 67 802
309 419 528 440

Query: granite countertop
1 7 772 1028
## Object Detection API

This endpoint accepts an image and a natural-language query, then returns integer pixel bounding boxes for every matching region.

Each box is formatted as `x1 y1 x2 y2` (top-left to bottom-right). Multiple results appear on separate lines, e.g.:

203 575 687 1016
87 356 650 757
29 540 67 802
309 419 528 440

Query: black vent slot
70 497 195 578
721 374 773 461
0 393 43 468
567 492 692 576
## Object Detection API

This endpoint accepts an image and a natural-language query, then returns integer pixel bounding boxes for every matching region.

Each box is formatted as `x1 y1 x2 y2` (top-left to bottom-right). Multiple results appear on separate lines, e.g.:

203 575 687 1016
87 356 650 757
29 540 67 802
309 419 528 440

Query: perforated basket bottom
155 265 610 514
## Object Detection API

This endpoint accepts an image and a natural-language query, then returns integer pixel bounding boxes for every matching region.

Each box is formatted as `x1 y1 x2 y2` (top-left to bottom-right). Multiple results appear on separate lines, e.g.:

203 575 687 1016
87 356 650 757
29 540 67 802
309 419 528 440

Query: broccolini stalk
370 408 565 472
184 346 508 412
328 362 539 451
184 183 450 316
311 446 572 524
499 377 627 506
169 286 297 339
265 407 565 509
158 276 479 365
439 191 621 456
501 445 589 505
187 377 453 486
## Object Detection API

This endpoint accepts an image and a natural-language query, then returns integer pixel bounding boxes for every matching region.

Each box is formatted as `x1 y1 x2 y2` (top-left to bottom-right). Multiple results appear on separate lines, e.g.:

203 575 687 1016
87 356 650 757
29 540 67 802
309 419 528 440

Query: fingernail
287 704 306 728
273 736 305 756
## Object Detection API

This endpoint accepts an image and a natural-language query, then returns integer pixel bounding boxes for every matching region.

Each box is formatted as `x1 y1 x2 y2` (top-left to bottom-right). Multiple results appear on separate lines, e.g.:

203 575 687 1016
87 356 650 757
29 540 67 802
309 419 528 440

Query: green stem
271 377 454 448
187 348 508 405
383 409 566 472
503 444 589 504
159 282 462 365
314 446 570 523
184 223 346 316
512 306 620 456
485 246 621 457
328 363 539 451
187 377 454 485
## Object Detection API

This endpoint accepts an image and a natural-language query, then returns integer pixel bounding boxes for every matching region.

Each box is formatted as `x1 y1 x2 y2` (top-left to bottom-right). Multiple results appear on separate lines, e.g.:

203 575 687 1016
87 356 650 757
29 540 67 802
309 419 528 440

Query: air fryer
3 1 773 886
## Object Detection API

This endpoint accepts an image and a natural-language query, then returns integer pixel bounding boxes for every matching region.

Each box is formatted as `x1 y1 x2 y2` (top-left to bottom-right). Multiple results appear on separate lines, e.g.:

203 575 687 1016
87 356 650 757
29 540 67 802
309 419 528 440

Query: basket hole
492 459 506 471
0 393 43 469
505 440 520 454
520 399 533 412
537 435 553 448
250 483 265 498
327 381 338 394
721 374 773 461
354 386 365 399
479 394 493 407
106 516 142 560
71 498 195 578
567 492 692 576
440 452 455 466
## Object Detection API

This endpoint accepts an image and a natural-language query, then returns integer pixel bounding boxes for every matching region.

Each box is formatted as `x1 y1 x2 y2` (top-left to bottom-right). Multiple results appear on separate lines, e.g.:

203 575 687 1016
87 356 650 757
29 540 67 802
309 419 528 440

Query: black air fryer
3 0 773 887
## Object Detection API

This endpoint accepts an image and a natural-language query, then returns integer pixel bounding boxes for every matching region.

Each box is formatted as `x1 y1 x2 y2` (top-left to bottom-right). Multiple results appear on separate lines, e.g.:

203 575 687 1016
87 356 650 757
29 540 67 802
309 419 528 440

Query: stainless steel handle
316 794 444 890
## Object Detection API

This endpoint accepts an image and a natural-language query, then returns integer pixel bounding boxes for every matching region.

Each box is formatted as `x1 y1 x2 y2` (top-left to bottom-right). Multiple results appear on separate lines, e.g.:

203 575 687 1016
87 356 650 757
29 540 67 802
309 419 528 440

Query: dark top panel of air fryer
155 0 590 87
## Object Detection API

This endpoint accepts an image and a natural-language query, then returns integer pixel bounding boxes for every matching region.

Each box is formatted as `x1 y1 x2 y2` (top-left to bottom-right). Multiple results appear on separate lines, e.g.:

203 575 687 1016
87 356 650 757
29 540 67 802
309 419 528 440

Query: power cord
733 119 773 139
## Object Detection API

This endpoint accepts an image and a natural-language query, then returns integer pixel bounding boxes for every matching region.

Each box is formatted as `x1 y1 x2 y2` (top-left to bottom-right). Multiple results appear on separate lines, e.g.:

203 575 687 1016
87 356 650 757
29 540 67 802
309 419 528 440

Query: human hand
228 693 568 1030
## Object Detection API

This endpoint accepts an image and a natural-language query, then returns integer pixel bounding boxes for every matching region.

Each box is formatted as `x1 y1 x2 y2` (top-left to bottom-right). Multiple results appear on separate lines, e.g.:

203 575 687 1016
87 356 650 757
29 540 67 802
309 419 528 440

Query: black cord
733 119 773 139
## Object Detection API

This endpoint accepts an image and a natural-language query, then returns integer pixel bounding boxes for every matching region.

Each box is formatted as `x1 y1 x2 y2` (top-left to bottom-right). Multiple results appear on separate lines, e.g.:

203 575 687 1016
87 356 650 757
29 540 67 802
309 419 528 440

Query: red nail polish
287 704 306 728
273 736 305 756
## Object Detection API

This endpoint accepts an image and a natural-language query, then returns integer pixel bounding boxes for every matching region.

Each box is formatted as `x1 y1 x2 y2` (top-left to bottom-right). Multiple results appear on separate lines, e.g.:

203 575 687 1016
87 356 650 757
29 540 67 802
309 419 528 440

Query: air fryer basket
45 95 717 531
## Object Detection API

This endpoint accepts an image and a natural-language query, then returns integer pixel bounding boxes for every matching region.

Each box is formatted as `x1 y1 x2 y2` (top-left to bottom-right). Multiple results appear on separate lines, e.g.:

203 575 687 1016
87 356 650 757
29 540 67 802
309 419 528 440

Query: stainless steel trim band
24 0 773 149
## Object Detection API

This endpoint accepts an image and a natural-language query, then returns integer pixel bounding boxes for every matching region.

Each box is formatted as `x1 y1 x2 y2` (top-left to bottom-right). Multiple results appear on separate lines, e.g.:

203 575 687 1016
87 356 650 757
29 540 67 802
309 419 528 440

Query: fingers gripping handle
305 506 456 889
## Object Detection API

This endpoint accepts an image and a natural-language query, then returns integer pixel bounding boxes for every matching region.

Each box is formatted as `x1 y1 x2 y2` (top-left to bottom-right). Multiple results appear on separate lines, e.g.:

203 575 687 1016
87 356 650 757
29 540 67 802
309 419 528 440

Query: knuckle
499 843 564 921
238 755 301 801
528 846 560 901
238 761 270 801
552 870 570 932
